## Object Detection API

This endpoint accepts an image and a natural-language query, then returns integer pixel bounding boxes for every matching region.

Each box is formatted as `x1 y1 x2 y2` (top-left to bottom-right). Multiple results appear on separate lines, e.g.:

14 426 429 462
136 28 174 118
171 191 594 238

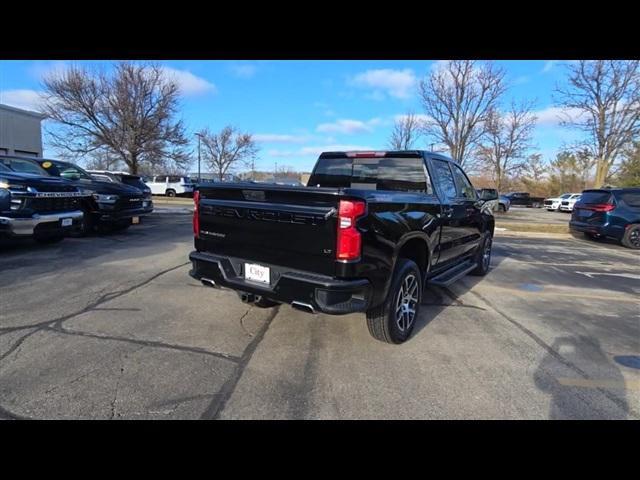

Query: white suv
544 193 578 211
559 193 582 212
145 175 194 197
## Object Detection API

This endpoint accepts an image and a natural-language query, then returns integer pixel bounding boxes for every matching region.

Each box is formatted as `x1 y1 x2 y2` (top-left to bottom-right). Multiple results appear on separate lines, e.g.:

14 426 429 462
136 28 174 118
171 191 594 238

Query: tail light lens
577 203 615 212
336 199 366 261
193 190 200 238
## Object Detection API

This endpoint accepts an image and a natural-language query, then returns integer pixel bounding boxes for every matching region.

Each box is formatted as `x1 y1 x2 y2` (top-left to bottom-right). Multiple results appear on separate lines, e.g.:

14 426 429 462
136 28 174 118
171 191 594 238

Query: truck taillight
193 190 200 238
336 199 366 261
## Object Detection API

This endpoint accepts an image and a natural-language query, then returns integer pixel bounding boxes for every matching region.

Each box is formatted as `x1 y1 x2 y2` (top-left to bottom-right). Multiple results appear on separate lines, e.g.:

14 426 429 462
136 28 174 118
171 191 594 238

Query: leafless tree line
389 59 639 189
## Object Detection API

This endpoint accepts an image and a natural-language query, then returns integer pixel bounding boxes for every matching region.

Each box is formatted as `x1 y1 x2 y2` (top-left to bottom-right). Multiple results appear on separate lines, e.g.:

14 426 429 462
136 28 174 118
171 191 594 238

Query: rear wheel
111 220 131 231
470 233 492 276
366 258 422 344
621 224 640 249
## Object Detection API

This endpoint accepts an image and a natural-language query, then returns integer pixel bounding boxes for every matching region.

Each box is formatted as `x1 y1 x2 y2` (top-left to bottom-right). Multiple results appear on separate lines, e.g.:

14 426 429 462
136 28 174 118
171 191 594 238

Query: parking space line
558 378 640 390
472 284 639 303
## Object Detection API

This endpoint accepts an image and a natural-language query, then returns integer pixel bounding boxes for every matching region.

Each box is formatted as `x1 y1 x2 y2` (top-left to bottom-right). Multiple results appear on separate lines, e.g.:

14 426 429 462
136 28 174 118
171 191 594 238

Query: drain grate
614 355 640 370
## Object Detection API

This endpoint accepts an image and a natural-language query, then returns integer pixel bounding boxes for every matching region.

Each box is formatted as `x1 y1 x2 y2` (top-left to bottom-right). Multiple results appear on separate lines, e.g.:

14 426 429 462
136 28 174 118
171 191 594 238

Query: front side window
451 164 477 200
432 159 457 201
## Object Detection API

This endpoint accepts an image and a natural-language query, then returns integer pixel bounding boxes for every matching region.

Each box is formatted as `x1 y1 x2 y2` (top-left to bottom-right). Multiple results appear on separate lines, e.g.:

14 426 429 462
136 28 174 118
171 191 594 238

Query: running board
428 260 476 287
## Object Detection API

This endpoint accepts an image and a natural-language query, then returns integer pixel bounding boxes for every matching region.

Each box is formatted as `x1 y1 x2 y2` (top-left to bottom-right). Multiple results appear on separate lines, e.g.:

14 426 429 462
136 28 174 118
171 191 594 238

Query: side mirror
0 188 11 211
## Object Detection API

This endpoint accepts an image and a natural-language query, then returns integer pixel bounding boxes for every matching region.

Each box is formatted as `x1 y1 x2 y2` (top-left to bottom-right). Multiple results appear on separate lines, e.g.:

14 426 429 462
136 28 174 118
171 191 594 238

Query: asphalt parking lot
1 208 638 419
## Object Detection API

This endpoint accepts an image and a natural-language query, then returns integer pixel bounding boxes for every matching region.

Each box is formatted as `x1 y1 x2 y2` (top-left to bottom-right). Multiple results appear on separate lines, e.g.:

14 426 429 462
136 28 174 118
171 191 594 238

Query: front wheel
621 224 640 249
165 189 176 197
470 233 492 276
498 204 506 212
366 258 422 344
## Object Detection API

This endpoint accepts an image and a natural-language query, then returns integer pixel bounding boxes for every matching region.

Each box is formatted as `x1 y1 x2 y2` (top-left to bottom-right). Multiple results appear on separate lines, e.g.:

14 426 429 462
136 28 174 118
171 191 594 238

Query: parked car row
544 192 582 212
1 155 154 245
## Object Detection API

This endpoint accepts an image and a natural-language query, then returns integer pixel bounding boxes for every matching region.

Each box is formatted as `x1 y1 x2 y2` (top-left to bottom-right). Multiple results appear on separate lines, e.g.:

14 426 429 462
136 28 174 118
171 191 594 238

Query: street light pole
195 132 202 183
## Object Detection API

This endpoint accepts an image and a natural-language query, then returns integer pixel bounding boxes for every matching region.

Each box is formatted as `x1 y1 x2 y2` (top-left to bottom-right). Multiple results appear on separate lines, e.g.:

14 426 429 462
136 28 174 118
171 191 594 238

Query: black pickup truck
0 156 153 234
0 163 86 243
189 151 496 344
503 192 545 208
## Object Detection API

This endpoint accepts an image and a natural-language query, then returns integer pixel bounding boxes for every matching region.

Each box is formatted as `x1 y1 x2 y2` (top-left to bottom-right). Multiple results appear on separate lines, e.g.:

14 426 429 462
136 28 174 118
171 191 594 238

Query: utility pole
195 132 202 183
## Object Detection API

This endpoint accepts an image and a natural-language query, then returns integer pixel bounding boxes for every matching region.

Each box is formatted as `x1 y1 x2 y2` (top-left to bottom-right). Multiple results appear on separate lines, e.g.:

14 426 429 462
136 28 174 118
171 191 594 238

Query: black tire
34 235 64 244
77 211 97 236
470 233 492 276
111 220 131 231
366 258 422 344
498 204 506 212
166 189 176 197
254 297 280 308
621 224 640 249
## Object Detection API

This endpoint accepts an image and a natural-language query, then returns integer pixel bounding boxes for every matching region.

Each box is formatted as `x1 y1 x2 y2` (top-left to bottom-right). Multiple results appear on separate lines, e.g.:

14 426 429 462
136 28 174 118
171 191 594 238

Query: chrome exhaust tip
201 277 219 289
291 301 316 314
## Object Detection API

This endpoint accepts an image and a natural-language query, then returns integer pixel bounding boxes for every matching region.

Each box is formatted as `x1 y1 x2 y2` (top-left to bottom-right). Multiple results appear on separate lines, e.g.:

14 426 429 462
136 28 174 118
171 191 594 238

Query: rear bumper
189 251 371 315
570 221 624 240
0 210 84 237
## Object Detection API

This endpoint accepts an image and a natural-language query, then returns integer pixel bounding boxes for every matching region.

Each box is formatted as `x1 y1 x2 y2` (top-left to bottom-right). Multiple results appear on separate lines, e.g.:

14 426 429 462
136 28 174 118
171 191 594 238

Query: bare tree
555 60 640 187
82 149 124 171
419 60 507 167
41 62 190 175
199 126 258 181
388 112 422 150
475 101 537 191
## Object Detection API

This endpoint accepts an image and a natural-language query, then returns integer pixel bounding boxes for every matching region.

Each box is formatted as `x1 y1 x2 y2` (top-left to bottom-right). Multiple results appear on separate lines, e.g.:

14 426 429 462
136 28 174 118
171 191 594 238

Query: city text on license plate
61 218 73 227
245 263 270 284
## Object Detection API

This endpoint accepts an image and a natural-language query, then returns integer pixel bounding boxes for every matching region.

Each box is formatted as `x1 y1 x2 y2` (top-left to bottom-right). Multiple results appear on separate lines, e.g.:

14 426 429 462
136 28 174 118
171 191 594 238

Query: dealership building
0 103 45 158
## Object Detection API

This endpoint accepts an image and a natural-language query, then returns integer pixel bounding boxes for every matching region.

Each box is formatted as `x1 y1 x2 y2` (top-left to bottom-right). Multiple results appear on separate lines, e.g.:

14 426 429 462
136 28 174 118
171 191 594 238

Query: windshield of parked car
42 161 94 181
0 157 49 176
120 175 149 190
560 194 572 199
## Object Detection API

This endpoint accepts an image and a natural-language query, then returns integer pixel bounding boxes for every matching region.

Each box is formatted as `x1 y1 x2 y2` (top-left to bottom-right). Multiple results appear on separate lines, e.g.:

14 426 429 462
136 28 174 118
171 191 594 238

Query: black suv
0 156 152 234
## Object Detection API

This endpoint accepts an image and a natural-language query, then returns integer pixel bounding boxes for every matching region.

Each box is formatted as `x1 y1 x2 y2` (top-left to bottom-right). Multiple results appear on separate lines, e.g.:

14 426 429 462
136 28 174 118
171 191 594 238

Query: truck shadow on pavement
533 335 630 419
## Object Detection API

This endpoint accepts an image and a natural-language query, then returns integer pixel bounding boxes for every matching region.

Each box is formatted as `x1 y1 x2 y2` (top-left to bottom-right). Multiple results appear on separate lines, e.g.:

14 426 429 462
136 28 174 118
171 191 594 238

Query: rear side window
618 192 640 208
168 176 181 183
309 157 432 193
580 191 612 204
431 159 457 201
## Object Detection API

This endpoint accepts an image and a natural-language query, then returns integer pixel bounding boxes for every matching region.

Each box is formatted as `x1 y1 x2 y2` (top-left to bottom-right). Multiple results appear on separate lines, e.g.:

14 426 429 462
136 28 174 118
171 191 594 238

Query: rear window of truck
308 157 432 194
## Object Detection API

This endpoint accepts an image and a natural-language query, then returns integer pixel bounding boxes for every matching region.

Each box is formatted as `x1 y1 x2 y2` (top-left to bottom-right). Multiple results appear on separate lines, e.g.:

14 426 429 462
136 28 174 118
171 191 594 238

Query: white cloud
349 68 417 99
253 133 310 143
269 144 376 158
541 61 555 73
229 64 258 79
161 67 216 96
393 113 431 124
534 106 586 126
316 118 381 135
0 89 44 112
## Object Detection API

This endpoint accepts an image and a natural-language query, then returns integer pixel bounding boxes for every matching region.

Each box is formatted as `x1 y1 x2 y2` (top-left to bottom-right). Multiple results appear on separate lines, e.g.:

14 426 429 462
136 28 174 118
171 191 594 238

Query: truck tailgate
195 184 342 276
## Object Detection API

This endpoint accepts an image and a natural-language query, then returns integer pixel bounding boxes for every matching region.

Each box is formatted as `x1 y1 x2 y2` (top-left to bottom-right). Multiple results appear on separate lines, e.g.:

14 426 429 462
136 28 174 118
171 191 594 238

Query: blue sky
0 60 581 173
